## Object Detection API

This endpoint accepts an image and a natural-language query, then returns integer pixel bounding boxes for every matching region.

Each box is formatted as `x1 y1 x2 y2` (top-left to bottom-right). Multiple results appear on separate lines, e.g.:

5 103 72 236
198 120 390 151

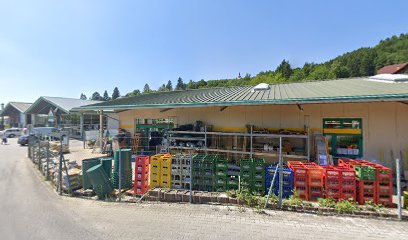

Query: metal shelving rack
167 126 310 161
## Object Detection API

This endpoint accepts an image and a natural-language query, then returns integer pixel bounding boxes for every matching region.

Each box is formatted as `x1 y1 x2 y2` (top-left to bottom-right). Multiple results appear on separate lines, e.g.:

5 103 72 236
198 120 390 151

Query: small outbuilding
0 102 32 128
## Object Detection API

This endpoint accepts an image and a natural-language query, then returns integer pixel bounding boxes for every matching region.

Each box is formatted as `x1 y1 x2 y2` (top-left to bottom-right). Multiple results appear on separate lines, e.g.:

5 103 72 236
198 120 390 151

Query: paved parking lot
0 138 407 240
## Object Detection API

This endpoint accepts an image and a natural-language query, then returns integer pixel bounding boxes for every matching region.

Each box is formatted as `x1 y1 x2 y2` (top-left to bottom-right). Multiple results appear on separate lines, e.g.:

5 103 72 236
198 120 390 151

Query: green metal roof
77 77 408 110
25 97 101 114
0 102 32 116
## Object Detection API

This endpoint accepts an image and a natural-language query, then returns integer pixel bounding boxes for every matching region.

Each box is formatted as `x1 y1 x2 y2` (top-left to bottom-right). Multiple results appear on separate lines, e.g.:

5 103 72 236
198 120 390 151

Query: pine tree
175 77 186 90
80 93 87 100
166 80 173 91
112 87 120 100
91 92 102 101
143 84 151 93
103 90 110 101
276 60 293 80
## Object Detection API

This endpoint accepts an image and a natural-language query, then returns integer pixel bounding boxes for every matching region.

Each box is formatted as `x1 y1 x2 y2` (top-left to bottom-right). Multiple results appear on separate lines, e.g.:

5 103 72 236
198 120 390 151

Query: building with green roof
77 75 408 168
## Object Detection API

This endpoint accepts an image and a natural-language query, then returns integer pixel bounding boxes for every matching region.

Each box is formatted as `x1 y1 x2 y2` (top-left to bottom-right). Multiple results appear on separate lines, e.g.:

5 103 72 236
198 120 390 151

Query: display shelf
167 126 310 161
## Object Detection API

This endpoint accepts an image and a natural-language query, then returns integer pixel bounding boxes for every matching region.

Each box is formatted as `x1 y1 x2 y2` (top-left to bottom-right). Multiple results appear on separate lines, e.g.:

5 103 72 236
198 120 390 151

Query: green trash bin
100 157 113 179
86 164 113 197
112 149 133 188
82 158 101 189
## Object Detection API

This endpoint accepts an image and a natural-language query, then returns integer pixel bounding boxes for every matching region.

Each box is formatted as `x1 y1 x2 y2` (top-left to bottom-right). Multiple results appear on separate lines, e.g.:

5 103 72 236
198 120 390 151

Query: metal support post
278 137 283 208
250 125 253 158
46 141 50 180
38 140 41 171
99 110 104 153
59 138 63 195
118 148 122 202
396 158 402 220
264 163 279 208
204 126 207 154
189 152 193 204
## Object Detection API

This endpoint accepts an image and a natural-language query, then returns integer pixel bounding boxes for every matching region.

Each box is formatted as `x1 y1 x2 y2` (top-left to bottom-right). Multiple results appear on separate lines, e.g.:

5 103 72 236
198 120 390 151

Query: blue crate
265 165 294 197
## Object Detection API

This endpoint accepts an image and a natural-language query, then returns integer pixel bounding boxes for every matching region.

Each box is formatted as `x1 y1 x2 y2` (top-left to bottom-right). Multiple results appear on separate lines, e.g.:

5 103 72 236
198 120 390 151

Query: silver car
3 128 22 138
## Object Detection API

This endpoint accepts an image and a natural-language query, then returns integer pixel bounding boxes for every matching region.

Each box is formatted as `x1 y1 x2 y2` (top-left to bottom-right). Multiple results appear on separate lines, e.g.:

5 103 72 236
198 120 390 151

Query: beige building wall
117 101 408 168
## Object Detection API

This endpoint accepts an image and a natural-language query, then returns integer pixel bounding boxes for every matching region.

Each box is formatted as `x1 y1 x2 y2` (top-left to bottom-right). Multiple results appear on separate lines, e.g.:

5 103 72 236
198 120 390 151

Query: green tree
158 84 168 92
143 84 151 93
112 87 120 99
91 92 103 101
103 90 111 101
126 89 141 97
175 77 186 90
80 93 87 100
166 80 173 91
276 60 293 79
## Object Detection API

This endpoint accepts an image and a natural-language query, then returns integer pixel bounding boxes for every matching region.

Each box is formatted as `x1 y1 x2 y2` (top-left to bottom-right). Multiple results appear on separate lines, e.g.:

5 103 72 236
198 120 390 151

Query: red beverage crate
337 167 356 200
338 158 357 168
309 186 324 201
291 165 308 200
135 170 149 181
136 155 150 167
135 186 149 195
306 166 324 187
287 161 304 168
357 180 376 205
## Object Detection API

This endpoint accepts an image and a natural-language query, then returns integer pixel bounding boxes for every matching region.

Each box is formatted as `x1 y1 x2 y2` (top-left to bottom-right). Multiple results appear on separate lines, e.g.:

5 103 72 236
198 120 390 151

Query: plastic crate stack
374 165 392 207
239 158 266 194
303 162 324 201
171 153 183 189
320 165 357 201
321 165 342 200
265 165 294 198
192 154 216 191
227 164 240 190
338 158 376 205
134 155 149 195
171 153 191 189
149 153 172 189
287 161 308 200
215 157 228 192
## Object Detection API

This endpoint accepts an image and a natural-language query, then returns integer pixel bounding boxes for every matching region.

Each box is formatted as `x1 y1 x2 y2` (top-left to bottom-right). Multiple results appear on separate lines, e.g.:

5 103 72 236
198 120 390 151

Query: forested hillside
124 33 408 97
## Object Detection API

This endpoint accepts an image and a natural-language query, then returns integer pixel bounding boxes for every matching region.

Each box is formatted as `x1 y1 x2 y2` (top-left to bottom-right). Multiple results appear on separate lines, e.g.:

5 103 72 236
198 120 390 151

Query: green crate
240 158 253 171
253 158 265 172
354 166 376 180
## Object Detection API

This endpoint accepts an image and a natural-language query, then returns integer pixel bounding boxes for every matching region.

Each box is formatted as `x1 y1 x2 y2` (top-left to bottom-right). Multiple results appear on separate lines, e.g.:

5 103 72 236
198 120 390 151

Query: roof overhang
1 103 27 116
25 97 69 115
76 93 408 111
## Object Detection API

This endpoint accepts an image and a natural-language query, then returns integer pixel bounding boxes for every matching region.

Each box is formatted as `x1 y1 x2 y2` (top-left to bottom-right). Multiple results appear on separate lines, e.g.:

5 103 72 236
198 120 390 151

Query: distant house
377 63 408 74
0 102 32 127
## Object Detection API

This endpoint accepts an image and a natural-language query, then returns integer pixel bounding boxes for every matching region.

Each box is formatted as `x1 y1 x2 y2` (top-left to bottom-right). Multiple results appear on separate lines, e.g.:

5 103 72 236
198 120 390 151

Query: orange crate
357 180 376 205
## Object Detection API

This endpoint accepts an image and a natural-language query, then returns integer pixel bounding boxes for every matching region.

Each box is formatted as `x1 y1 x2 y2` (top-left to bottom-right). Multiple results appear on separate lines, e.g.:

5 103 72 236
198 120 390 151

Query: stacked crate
265 165 294 198
336 166 357 200
239 158 265 194
304 163 324 201
192 154 215 191
215 157 228 192
171 153 191 190
321 165 342 200
181 154 191 189
160 155 172 188
374 165 393 207
134 155 149 195
150 154 163 188
339 158 376 204
288 162 308 200
171 154 183 189
226 164 240 191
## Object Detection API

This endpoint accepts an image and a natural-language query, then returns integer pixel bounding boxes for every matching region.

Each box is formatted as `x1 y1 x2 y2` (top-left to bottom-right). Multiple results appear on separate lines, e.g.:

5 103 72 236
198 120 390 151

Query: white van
31 127 60 140
3 128 22 138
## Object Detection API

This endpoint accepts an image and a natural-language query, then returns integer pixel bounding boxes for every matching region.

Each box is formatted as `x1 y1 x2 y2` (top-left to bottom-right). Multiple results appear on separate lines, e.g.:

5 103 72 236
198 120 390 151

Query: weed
317 198 336 208
364 200 383 212
335 199 357 214
284 189 303 207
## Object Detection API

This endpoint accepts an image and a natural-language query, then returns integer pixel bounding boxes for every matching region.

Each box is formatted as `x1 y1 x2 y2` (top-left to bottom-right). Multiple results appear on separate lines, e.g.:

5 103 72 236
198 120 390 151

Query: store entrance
323 118 363 160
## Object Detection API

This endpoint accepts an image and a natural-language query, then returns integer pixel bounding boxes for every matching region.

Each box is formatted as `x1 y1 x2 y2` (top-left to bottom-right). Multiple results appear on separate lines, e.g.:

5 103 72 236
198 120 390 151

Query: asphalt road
0 138 407 240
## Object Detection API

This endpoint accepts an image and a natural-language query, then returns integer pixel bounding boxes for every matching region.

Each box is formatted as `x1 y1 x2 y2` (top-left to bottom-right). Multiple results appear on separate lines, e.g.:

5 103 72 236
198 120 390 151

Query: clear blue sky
0 0 407 104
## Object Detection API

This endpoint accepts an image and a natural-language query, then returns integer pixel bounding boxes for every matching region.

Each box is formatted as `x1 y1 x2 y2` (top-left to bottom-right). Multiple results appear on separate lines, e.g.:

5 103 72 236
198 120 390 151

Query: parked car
3 128 22 138
18 135 30 146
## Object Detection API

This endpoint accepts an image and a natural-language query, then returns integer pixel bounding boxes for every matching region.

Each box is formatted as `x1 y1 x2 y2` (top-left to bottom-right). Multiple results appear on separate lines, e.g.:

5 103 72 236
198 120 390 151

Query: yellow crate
150 165 160 174
150 172 160 181
150 154 164 168
150 179 160 189
160 174 171 186
161 166 171 175
161 155 172 167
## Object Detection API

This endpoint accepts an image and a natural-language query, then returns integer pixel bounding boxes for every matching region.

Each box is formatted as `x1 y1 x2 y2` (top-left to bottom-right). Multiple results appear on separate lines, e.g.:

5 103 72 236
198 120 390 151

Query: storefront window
323 118 362 158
